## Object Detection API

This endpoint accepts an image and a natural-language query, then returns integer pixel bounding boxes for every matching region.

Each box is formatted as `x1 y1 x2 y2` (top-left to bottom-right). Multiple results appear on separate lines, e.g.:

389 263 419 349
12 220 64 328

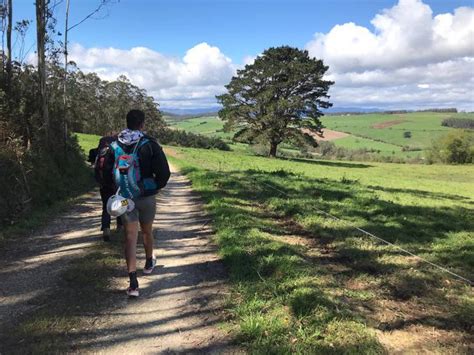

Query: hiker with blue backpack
105 109 170 297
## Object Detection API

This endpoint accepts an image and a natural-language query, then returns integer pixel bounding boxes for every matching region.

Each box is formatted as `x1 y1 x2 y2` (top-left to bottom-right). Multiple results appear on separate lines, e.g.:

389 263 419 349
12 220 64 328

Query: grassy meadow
166 111 474 160
75 132 102 154
322 112 470 150
167 146 473 353
166 115 232 139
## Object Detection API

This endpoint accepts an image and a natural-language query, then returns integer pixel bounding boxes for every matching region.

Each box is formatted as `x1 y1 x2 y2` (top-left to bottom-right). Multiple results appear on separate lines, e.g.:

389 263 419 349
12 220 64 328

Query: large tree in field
217 46 334 157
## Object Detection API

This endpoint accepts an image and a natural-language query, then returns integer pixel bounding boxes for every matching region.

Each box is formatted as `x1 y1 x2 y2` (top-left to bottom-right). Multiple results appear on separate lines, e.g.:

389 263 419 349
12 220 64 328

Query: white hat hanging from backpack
106 188 135 217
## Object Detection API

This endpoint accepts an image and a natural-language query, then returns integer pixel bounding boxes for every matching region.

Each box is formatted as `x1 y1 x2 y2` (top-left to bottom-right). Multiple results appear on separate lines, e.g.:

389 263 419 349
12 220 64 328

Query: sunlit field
167 146 473 353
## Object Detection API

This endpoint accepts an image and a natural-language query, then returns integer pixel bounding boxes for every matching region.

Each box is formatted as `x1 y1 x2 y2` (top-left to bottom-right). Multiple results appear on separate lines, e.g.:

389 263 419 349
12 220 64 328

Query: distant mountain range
162 106 460 117
324 106 383 113
161 108 220 116
161 106 382 117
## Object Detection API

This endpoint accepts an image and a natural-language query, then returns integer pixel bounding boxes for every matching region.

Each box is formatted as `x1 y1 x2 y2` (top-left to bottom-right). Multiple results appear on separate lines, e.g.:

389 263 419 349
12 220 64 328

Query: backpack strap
110 141 118 151
132 137 150 155
131 138 142 155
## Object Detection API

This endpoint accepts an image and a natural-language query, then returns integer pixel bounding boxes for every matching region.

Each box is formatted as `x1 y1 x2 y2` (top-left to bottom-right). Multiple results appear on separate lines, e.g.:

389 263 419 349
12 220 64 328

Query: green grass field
168 146 473 353
322 112 473 150
166 112 473 160
75 132 101 153
333 136 404 155
166 116 233 139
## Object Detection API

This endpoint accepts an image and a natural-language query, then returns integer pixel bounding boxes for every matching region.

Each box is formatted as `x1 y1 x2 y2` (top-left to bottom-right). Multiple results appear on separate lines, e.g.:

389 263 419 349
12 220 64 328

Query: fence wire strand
256 179 473 286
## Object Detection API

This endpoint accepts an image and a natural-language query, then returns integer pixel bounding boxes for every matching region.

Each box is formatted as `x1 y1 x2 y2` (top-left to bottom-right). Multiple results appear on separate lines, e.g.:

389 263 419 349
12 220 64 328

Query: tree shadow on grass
278 156 374 169
189 167 473 276
367 184 473 203
184 167 473 341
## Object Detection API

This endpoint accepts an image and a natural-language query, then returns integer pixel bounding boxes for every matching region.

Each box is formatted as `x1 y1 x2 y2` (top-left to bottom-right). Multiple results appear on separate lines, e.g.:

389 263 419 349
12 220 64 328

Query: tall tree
5 0 11 91
36 0 49 141
217 46 334 157
63 0 70 146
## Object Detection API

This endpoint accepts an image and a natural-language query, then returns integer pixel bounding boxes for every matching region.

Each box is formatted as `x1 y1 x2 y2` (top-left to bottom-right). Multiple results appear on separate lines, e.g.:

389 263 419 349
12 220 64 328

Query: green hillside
167 116 232 139
322 112 473 150
166 112 473 160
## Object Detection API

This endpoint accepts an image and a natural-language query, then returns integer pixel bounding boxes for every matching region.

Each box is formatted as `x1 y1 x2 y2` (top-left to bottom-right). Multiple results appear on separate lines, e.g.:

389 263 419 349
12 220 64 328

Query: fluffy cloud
306 0 474 110
69 42 235 109
67 0 473 110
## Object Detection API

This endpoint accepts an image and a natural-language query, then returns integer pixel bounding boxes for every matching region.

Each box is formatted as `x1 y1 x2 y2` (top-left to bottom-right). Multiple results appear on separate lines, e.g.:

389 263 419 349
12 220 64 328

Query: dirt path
80 166 238 353
0 166 238 353
0 191 102 330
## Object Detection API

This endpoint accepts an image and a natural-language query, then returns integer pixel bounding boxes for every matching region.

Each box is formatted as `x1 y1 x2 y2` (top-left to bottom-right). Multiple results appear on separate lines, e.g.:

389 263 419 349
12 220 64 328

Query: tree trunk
36 0 49 142
269 142 278 157
5 0 12 92
63 0 71 147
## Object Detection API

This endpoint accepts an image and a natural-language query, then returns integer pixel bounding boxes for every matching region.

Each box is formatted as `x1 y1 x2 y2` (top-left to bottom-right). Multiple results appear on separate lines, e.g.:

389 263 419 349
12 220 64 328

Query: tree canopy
217 46 334 157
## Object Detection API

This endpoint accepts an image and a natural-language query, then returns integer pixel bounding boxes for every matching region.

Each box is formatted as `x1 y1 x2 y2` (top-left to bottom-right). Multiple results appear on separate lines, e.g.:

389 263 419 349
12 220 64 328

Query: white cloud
67 0 473 111
69 42 236 109
306 0 474 110
242 55 257 66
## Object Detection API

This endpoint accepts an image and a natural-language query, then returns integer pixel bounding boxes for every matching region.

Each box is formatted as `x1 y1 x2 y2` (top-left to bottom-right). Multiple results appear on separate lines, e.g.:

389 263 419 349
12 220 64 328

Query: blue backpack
111 138 150 199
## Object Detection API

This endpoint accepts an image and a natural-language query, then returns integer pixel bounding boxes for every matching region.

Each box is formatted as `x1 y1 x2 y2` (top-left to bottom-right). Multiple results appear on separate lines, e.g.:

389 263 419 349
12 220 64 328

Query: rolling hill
165 111 474 160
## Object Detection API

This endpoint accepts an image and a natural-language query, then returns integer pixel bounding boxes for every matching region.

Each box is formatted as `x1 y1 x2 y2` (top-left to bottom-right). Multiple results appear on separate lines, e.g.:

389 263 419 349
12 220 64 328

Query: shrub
426 130 474 164
0 136 92 227
403 131 412 138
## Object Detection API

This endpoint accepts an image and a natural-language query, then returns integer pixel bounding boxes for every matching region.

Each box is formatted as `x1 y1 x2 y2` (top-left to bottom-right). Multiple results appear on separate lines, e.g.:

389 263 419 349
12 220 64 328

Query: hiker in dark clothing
105 110 170 297
93 134 123 241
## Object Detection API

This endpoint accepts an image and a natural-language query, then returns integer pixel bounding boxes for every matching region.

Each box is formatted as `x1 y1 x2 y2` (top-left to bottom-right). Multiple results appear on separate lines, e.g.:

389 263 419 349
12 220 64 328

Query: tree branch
67 0 115 32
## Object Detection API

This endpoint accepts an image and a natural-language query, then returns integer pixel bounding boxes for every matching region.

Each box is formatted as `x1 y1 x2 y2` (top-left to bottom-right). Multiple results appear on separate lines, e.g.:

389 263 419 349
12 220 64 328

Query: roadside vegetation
168 146 473 353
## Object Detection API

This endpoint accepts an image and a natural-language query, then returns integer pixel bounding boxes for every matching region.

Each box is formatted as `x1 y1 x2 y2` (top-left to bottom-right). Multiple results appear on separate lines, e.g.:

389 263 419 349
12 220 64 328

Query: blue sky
12 0 474 110
13 0 471 61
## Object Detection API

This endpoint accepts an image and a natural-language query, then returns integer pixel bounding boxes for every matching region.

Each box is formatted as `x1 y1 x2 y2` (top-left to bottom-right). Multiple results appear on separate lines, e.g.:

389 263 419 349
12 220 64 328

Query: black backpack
88 148 98 164
94 136 116 188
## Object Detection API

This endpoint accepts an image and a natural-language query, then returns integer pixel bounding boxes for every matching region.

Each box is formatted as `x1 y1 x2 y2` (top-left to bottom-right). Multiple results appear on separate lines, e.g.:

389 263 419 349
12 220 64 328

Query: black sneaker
143 257 156 275
127 272 139 297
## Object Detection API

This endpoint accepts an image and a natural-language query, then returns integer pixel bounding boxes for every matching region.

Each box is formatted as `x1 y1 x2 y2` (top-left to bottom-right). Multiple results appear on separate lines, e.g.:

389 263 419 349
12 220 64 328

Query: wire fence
255 178 473 286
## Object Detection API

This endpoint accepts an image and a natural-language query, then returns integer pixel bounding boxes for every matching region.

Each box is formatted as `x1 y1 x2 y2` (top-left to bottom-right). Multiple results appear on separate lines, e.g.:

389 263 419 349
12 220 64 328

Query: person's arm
150 141 170 189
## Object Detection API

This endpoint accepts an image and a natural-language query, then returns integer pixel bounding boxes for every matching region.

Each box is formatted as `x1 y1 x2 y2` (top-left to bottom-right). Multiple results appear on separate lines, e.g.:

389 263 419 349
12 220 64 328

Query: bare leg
124 221 139 273
141 221 154 259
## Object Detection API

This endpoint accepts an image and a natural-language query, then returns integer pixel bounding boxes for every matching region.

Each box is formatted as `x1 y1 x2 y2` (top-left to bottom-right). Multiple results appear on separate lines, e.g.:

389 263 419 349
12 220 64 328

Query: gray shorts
121 194 156 225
